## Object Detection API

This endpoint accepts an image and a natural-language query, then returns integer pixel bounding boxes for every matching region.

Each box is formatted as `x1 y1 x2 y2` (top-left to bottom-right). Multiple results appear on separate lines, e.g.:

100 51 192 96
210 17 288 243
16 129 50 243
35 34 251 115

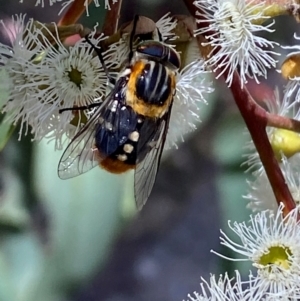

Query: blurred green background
0 1 293 301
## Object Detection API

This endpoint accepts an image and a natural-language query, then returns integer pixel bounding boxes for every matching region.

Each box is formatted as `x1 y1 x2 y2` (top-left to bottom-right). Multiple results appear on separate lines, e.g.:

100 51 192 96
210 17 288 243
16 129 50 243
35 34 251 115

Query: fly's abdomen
94 104 138 173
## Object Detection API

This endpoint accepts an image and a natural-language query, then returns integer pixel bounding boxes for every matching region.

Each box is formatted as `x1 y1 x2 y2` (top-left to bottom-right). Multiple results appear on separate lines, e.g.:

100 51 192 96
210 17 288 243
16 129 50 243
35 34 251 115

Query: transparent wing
134 119 168 210
58 102 108 180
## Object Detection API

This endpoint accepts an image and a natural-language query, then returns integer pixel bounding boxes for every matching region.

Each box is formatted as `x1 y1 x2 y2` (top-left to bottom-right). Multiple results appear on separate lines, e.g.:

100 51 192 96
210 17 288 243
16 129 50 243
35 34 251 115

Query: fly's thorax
125 59 176 118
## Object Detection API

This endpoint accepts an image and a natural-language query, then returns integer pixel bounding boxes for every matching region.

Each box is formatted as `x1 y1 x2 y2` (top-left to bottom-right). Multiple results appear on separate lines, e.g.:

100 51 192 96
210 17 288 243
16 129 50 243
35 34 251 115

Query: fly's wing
134 118 168 210
58 105 105 179
58 85 124 179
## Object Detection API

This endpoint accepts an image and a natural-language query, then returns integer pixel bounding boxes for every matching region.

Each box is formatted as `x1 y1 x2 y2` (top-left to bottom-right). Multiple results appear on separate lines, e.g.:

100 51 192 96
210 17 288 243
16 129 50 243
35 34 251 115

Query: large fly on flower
58 16 181 210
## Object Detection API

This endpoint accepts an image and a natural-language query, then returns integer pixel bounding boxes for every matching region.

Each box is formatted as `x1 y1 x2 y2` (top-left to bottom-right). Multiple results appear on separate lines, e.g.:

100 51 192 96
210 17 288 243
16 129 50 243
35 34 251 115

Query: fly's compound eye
136 41 181 70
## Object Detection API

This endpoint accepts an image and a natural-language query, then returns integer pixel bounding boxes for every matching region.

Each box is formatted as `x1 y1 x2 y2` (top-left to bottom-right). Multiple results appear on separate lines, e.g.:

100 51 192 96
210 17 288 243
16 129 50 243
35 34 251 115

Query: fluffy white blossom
214 205 300 298
244 172 278 213
245 154 300 212
194 0 279 87
167 59 213 149
155 13 178 42
28 26 112 146
0 15 46 139
0 18 112 148
185 271 260 301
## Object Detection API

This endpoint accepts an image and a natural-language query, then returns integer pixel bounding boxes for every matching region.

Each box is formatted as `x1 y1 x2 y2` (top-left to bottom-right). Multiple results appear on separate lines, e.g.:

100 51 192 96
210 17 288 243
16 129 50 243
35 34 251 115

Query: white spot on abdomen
117 154 127 161
124 144 134 153
129 131 139 142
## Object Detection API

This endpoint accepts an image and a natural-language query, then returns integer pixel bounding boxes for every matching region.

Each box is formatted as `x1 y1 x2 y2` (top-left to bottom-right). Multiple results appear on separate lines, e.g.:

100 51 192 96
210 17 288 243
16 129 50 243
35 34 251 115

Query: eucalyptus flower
214 205 300 298
194 0 279 87
167 59 213 149
29 25 111 146
185 271 259 301
0 15 45 139
0 18 112 148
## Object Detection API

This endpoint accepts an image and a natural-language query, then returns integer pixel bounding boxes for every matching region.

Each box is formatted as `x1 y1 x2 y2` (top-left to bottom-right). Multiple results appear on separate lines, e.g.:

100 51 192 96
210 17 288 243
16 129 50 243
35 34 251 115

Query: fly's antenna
85 35 116 85
128 15 140 62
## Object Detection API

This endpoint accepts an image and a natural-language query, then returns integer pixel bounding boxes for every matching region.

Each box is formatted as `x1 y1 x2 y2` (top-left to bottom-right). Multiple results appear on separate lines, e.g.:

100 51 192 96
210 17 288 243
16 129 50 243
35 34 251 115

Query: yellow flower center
281 54 300 79
259 246 292 270
68 67 82 88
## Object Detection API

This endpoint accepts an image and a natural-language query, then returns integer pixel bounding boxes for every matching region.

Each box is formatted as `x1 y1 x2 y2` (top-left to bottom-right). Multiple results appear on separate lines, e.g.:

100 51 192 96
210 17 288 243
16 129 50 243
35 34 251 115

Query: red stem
267 113 300 132
230 72 295 215
58 0 92 26
102 0 122 36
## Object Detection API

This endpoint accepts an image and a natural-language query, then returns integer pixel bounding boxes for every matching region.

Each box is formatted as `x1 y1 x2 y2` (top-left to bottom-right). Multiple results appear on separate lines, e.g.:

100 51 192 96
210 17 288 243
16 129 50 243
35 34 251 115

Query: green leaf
0 231 44 301
0 117 15 151
0 168 30 231
212 113 247 167
32 139 125 295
